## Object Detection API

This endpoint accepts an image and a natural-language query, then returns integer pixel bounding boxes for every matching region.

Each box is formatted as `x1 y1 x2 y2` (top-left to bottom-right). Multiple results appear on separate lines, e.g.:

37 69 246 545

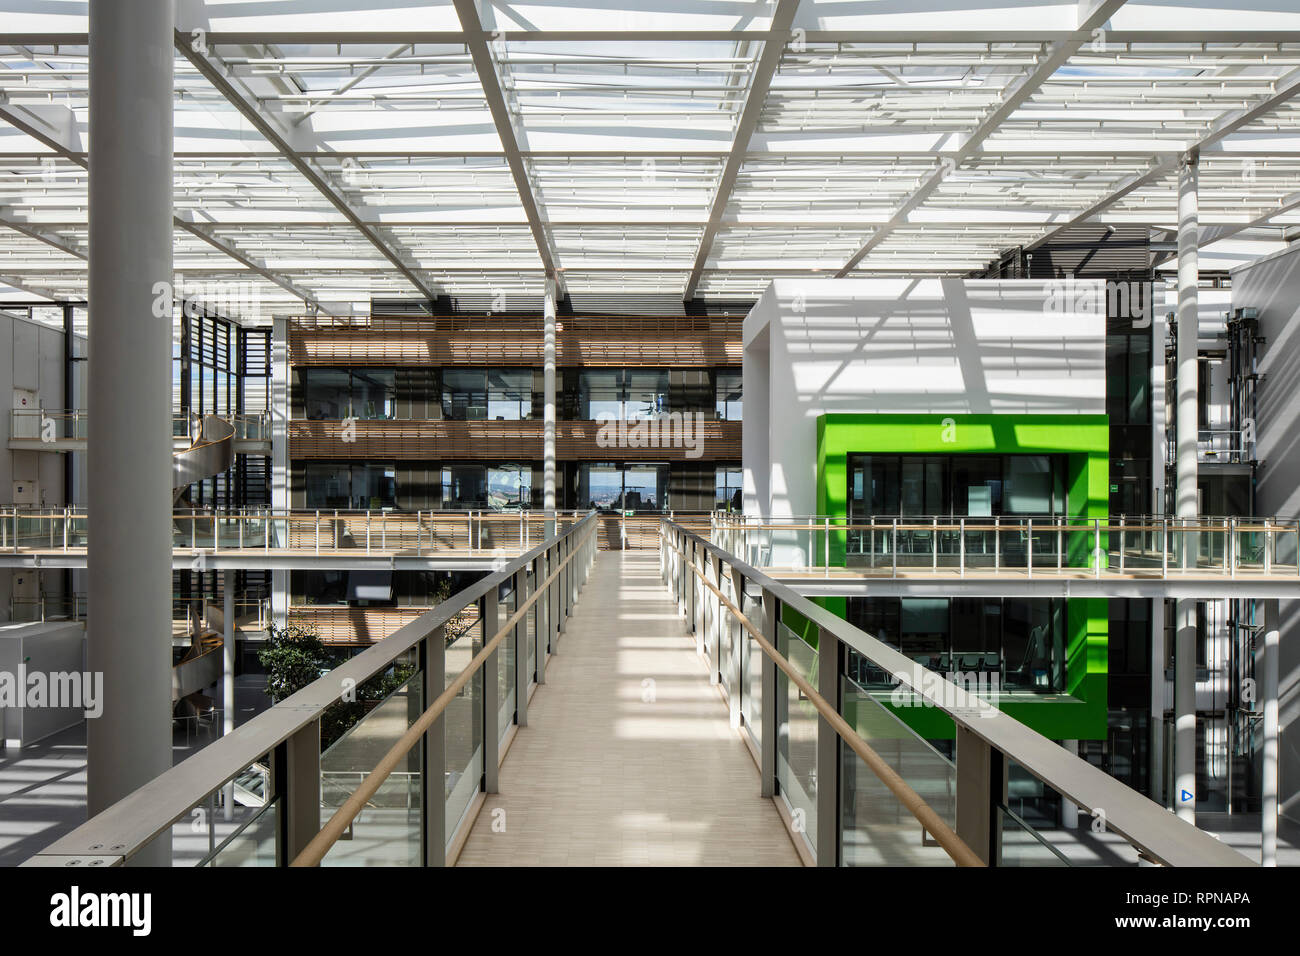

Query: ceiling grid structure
2 1 1300 307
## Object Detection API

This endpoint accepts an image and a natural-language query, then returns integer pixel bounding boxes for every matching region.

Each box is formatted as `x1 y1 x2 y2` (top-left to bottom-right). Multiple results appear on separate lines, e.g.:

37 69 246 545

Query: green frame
808 412 1110 740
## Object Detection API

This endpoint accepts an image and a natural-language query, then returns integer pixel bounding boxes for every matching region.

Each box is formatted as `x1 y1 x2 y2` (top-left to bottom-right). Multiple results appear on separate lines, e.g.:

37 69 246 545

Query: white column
270 316 290 629
85 0 174 863
543 277 557 535
1261 599 1280 866
1174 152 1199 823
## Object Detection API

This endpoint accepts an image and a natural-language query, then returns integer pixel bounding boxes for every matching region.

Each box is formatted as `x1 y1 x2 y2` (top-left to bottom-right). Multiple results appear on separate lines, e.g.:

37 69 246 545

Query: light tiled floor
455 550 801 867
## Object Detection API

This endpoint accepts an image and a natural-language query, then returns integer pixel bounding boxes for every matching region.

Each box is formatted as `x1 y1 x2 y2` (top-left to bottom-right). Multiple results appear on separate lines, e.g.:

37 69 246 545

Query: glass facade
441 463 532 509
578 369 669 420
715 369 742 421
304 368 396 420
577 462 669 511
305 462 397 509
847 596 1067 694
442 368 532 421
848 453 1066 518
716 466 742 511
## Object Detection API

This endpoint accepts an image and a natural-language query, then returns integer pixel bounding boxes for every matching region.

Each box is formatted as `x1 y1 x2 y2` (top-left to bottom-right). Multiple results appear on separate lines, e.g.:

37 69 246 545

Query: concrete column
1174 152 1200 824
223 568 235 820
270 316 290 630
85 0 174 861
1176 153 1200 518
1261 599 1280 866
543 278 557 536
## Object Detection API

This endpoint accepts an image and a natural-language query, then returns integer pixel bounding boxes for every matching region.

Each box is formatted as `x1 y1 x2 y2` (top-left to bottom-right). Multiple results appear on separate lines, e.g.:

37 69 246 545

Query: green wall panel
813 413 1110 741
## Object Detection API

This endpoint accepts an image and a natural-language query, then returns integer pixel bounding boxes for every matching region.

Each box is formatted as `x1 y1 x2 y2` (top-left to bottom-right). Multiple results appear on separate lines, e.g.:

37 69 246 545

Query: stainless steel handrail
662 518 1254 868
27 512 597 866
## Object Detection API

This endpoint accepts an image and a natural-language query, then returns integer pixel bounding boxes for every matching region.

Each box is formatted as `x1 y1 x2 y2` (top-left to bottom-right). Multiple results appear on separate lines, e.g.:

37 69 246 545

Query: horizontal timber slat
288 314 742 367
289 419 742 460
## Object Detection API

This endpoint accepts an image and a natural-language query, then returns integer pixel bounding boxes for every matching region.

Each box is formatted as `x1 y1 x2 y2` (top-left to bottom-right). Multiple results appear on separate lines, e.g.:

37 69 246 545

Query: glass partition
840 674 957 866
775 620 819 853
320 663 423 866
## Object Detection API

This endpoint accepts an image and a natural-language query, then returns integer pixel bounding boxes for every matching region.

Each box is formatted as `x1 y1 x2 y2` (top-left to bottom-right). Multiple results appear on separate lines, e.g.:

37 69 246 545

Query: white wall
1232 245 1300 822
0 621 87 748
0 312 86 622
742 277 1108 528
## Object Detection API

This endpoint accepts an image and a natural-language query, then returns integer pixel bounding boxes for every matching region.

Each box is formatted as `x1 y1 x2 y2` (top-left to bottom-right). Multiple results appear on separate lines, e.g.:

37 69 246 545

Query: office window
577 462 669 512
487 369 533 421
715 369 742 421
846 596 1066 694
487 464 531 509
848 454 1066 518
578 369 669 420
442 370 488 420
440 368 531 421
304 368 395 420
716 466 742 511
442 464 487 508
305 462 396 510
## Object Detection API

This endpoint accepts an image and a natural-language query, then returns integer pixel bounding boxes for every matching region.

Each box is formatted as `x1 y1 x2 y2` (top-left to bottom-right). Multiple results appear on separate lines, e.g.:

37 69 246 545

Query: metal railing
712 513 1300 579
660 518 1254 867
1165 428 1254 465
0 507 711 557
26 512 597 867
6 594 266 628
10 408 271 443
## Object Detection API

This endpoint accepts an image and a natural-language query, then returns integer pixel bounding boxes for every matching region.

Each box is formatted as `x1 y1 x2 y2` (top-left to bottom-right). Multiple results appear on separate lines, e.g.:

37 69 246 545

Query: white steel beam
836 0 1129 275
452 0 564 290
684 0 801 300
171 29 442 303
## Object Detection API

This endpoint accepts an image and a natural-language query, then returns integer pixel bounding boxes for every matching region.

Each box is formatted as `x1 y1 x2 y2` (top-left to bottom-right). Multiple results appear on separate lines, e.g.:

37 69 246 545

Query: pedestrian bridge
25 514 1255 868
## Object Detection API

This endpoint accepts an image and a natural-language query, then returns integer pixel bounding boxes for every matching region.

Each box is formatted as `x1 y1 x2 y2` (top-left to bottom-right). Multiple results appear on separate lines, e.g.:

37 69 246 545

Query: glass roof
3 1 1300 312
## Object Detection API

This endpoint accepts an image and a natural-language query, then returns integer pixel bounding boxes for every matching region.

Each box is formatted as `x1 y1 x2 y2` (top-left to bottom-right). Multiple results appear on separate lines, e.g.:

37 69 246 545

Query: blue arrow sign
1181 789 1194 802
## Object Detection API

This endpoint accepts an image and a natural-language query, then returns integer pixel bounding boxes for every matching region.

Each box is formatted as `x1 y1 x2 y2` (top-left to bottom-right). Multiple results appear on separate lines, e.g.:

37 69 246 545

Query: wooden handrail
290 519 594 867
663 533 985 868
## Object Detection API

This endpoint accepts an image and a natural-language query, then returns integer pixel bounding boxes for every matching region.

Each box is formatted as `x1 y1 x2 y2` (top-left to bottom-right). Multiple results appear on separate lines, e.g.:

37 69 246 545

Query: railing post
686 537 696 634
535 554 548 685
1162 517 1169 578
709 555 722 684
824 516 830 576
314 510 320 555
959 517 965 577
1094 519 1101 578
955 724 1005 866
816 624 841 867
63 507 69 551
759 589 778 798
557 534 568 634
1119 515 1125 574
1228 517 1235 578
514 568 529 728
932 516 938 573
482 592 499 794
727 566 745 729
891 518 898 578
421 628 447 866
994 515 1000 572
1027 517 1033 578
275 718 321 866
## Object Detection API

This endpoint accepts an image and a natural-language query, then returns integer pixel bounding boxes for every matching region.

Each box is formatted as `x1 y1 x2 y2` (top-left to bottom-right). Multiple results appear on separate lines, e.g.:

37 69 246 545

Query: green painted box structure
806 412 1110 741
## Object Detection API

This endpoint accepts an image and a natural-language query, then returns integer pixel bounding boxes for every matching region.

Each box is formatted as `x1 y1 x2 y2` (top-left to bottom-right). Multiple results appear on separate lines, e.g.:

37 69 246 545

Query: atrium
0 0 1298 910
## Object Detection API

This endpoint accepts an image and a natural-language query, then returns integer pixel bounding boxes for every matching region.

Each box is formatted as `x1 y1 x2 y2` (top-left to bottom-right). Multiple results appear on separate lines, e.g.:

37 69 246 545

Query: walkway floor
456 550 801 866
